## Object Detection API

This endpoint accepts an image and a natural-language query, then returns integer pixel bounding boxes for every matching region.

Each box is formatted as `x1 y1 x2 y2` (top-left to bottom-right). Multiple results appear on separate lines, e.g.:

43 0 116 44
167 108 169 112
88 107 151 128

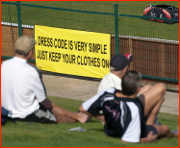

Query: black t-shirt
102 89 146 143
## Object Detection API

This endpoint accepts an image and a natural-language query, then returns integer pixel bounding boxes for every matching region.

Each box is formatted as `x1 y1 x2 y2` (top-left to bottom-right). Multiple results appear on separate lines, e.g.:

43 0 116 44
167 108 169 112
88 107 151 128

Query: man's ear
29 49 33 55
123 66 128 73
27 49 33 59
137 87 141 94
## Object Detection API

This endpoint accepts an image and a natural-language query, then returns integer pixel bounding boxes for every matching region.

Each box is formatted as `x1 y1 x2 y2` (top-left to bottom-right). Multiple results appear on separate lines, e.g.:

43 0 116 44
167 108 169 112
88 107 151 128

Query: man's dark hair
15 49 29 57
121 70 142 96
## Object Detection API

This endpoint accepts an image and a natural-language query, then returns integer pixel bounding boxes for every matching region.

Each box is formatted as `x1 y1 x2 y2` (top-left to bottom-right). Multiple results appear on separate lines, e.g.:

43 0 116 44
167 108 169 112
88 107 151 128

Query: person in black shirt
80 70 179 143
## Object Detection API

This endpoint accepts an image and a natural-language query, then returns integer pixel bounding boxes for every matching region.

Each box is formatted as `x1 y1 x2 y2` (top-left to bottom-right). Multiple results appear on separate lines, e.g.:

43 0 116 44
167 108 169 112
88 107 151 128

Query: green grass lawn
1 96 179 147
1 1 179 40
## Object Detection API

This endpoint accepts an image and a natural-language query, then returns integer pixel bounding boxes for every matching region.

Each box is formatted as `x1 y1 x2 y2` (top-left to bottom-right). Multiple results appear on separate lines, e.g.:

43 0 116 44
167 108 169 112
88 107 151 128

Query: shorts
14 105 57 124
143 125 158 138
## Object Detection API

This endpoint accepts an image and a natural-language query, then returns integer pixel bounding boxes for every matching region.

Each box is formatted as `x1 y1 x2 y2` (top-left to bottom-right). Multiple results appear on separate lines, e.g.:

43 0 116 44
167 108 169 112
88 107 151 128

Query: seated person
1 36 87 124
79 71 178 143
83 54 159 125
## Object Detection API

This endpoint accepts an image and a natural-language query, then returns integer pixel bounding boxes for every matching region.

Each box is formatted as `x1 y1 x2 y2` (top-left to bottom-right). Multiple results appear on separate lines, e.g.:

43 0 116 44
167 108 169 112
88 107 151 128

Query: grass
1 96 179 147
1 1 179 40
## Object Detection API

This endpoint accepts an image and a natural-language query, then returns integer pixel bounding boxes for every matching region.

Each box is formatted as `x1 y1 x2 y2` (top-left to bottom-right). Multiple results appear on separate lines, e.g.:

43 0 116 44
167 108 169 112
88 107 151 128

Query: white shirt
97 72 122 93
1 57 46 118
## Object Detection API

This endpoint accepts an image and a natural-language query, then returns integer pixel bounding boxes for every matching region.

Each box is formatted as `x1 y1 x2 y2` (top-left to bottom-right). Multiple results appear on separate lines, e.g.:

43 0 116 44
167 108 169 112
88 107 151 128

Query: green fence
1 1 179 91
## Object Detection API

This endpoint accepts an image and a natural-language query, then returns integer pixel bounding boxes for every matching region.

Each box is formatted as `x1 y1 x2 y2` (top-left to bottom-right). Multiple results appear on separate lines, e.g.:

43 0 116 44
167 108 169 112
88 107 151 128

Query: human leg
152 124 179 138
146 97 165 125
52 110 76 123
40 98 89 123
138 84 161 125
14 105 57 124
52 102 89 123
138 83 166 116
52 88 109 123
138 85 152 95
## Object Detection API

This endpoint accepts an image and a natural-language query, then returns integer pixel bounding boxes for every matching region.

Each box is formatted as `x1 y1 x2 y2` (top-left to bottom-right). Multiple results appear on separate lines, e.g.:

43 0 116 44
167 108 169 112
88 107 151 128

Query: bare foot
78 112 90 123
171 130 179 138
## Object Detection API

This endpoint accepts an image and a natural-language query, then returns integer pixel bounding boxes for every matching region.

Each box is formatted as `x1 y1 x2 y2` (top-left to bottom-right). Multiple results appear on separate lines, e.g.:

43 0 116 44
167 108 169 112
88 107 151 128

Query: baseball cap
110 53 133 71
15 36 36 54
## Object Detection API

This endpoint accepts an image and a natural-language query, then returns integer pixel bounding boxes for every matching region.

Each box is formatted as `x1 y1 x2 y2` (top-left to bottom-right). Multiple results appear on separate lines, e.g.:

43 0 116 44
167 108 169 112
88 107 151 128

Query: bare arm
40 98 72 113
40 98 53 110
120 131 157 143
40 98 77 116
40 98 88 123
140 131 157 143
79 105 105 124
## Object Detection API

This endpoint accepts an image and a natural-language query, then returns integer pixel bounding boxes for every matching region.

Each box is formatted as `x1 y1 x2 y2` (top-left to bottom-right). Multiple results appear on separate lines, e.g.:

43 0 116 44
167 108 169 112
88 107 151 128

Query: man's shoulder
2 58 13 65
17 61 41 78
2 58 36 71
26 64 41 77
97 73 119 93
102 72 113 79
1 59 16 71
26 64 39 71
101 72 120 83
97 88 116 100
96 87 116 100
99 73 113 84
103 87 116 94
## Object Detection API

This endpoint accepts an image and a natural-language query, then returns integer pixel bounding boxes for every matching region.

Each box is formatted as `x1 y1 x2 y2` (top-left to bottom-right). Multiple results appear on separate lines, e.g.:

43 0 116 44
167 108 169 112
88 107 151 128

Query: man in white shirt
97 53 151 94
1 36 87 124
97 54 133 93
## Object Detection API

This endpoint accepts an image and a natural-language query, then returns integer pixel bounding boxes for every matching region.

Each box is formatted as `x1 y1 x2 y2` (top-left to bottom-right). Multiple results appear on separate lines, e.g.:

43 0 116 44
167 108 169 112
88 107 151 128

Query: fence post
114 3 119 55
16 1 22 37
